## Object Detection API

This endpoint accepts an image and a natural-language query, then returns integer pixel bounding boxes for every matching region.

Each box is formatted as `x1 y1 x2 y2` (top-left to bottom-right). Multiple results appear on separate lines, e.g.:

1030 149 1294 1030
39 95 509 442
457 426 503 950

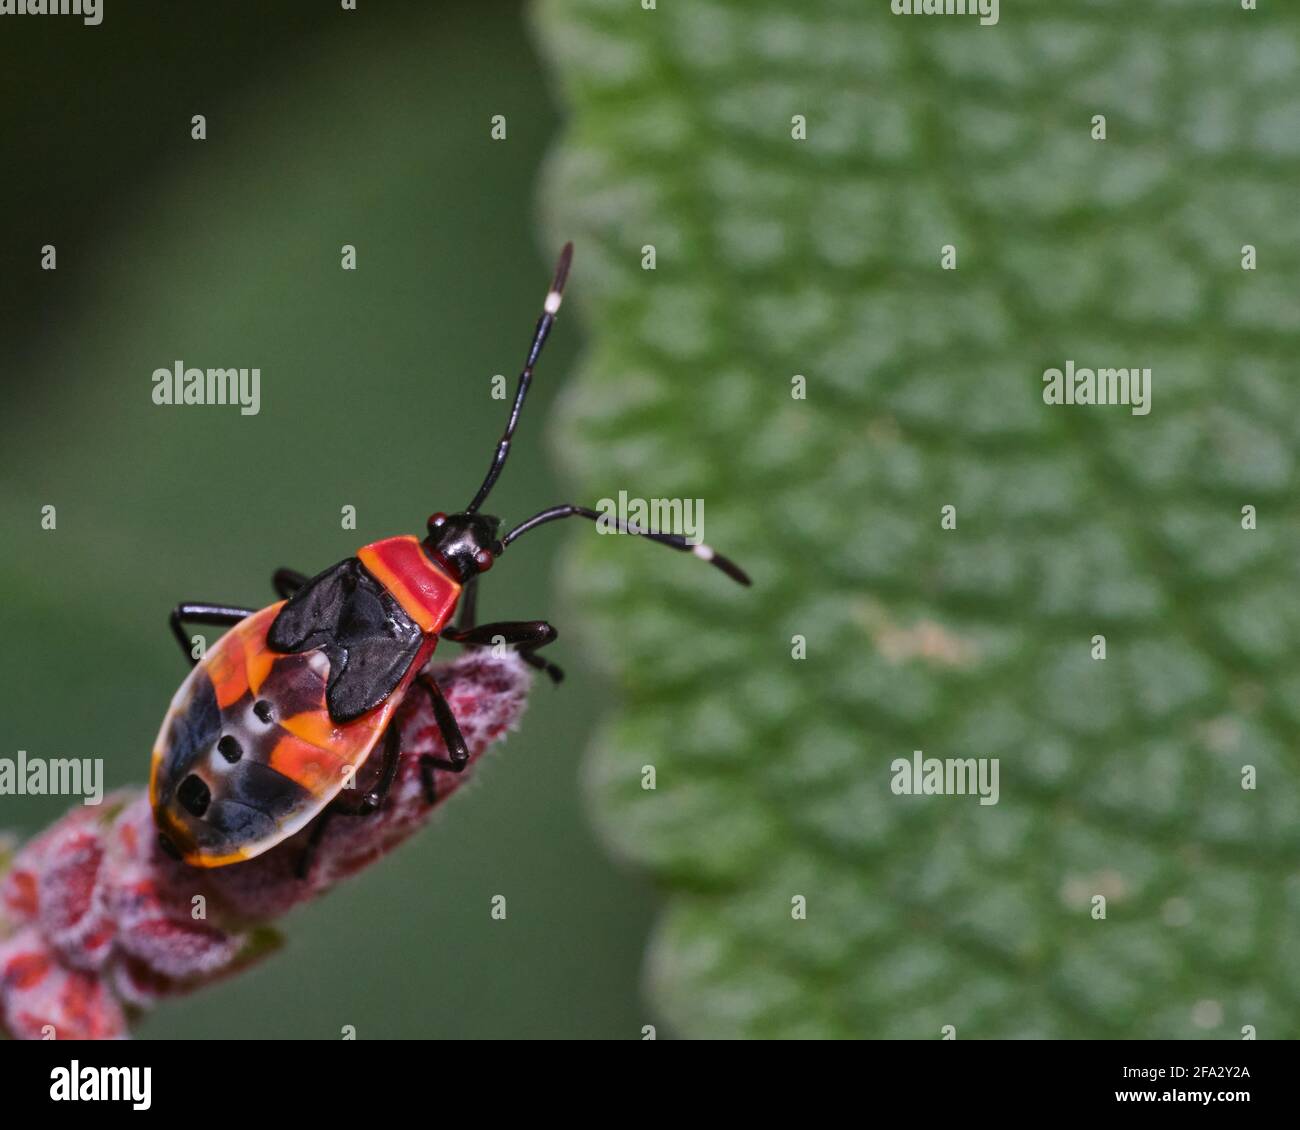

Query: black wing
267 558 424 723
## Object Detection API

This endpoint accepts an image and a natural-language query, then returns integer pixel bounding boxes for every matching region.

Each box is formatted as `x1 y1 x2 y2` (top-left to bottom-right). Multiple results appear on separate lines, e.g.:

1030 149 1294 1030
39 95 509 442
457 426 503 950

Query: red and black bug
150 244 750 876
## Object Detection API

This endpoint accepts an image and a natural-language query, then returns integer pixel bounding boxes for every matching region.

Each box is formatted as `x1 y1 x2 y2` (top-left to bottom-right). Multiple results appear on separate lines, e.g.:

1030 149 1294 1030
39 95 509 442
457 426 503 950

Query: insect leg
272 568 309 600
169 603 256 667
415 674 469 804
354 722 401 814
295 813 331 881
453 576 479 632
295 726 401 880
443 619 563 684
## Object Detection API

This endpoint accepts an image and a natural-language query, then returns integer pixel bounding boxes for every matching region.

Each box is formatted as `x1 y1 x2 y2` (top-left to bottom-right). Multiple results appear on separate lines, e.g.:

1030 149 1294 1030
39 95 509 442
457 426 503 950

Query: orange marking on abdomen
279 708 354 755
357 536 461 633
238 604 282 695
268 733 348 795
207 631 250 709
246 645 276 697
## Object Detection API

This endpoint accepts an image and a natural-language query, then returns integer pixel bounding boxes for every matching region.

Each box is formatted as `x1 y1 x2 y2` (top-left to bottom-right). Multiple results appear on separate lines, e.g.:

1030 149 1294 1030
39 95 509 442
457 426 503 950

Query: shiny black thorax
267 558 423 724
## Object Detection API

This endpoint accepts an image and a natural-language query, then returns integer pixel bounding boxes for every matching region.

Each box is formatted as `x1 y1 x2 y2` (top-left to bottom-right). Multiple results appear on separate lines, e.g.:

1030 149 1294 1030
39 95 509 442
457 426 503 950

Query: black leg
443 619 563 684
273 568 308 600
455 576 479 632
331 721 401 815
420 760 438 806
296 812 332 880
169 603 255 667
361 722 402 813
519 650 564 683
296 723 401 879
416 674 469 804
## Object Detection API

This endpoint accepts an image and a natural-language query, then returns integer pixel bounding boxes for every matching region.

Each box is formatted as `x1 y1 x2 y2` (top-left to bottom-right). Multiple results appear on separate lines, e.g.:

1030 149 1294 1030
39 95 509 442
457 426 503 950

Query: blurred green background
0 2 657 1038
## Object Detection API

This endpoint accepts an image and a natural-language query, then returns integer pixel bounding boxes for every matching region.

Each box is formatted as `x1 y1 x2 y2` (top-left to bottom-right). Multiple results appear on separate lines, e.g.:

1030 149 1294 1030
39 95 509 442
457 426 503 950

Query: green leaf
535 0 1300 1037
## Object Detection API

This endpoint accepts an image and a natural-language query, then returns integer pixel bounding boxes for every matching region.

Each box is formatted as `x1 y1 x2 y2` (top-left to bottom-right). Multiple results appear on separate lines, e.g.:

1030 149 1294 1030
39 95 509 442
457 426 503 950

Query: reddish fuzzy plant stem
0 650 532 1040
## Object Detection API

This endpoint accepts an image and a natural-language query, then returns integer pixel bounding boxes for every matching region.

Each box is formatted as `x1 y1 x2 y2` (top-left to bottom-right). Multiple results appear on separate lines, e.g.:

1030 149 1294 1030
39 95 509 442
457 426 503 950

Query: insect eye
427 512 448 531
474 549 494 573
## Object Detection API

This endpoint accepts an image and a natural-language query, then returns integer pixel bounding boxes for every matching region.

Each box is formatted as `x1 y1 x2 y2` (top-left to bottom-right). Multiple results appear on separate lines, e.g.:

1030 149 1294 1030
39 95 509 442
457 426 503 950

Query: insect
150 244 750 877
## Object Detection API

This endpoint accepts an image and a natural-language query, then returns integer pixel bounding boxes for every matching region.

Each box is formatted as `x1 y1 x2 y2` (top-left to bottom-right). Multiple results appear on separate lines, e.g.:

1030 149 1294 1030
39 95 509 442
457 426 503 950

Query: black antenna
501 504 751 586
465 242 574 514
